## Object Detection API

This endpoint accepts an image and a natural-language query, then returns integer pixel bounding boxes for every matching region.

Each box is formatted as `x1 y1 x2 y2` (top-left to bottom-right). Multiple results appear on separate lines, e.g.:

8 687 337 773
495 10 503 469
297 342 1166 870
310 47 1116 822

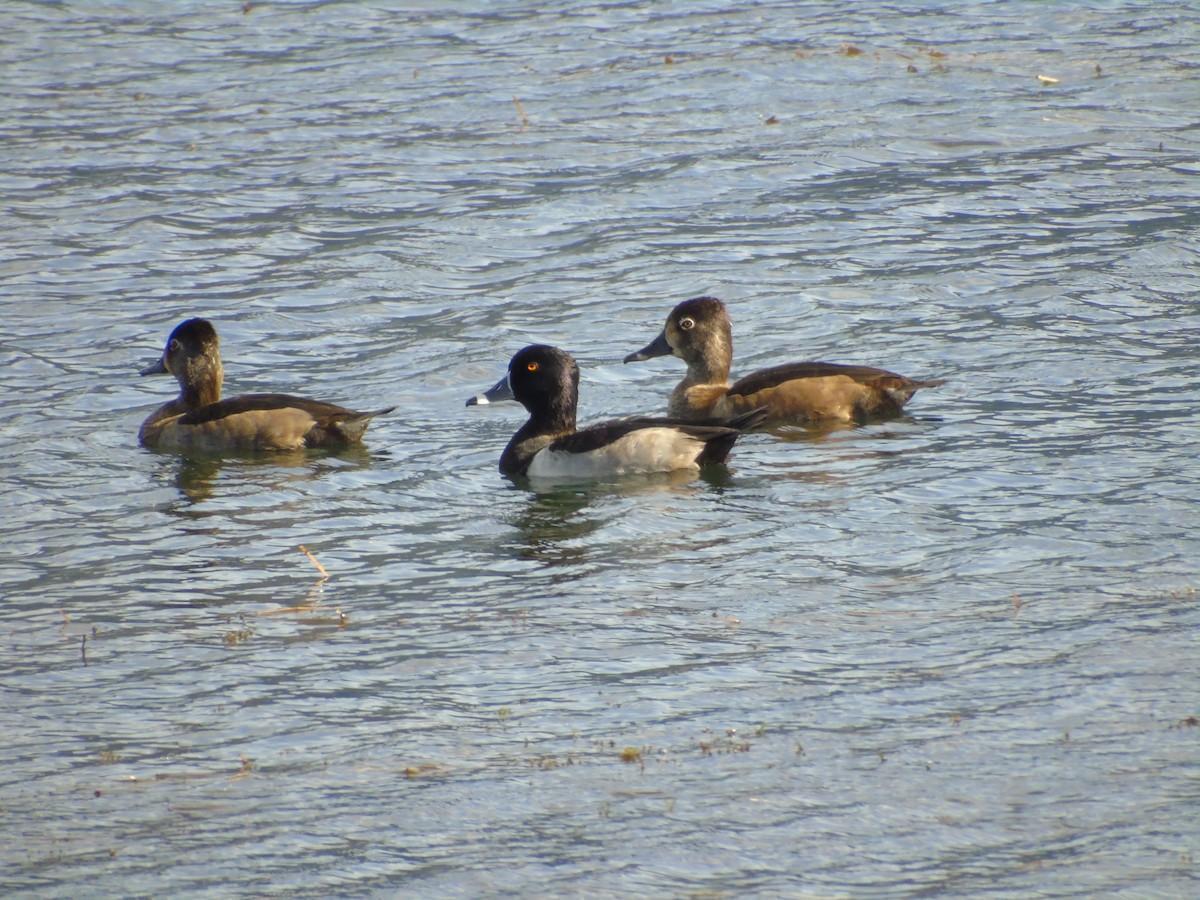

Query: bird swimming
468 343 764 477
138 318 393 452
625 296 945 424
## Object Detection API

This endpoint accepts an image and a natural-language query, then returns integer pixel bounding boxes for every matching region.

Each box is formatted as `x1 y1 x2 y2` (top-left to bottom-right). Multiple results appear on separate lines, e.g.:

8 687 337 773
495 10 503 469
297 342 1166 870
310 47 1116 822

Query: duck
138 318 394 452
466 344 765 478
624 296 945 424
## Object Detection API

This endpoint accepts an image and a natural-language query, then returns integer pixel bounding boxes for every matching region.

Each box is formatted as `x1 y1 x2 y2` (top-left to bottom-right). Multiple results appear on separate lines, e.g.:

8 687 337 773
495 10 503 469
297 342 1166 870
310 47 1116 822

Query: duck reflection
505 468 716 568
762 417 869 443
507 485 593 568
752 415 945 487
154 445 377 507
766 406 944 441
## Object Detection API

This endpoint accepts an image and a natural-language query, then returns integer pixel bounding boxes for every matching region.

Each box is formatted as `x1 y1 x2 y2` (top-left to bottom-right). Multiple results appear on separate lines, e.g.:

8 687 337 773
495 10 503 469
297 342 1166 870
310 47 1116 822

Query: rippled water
2 2 1198 897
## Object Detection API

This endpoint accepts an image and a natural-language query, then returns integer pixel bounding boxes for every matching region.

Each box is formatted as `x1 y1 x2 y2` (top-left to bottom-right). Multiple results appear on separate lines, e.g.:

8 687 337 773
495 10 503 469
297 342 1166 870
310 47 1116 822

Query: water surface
2 2 1198 897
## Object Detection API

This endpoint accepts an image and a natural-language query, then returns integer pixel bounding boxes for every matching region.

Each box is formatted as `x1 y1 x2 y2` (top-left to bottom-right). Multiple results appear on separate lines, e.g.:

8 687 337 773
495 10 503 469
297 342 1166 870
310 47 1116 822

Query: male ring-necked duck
467 344 765 478
625 296 945 424
138 318 394 452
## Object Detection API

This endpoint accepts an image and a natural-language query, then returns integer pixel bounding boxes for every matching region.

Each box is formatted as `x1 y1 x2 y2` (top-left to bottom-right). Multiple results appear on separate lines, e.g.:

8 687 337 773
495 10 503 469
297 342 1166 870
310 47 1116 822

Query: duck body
467 344 763 478
625 296 945 424
139 392 390 453
139 318 392 452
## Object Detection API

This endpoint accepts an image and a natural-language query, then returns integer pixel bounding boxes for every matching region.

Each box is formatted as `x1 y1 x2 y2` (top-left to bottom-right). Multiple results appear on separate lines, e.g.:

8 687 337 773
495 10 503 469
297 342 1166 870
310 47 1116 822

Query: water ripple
2 2 1198 897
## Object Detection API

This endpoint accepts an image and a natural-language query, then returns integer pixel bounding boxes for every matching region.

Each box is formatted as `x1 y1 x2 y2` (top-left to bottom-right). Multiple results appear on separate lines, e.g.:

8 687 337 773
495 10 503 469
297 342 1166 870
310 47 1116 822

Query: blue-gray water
2 2 1198 897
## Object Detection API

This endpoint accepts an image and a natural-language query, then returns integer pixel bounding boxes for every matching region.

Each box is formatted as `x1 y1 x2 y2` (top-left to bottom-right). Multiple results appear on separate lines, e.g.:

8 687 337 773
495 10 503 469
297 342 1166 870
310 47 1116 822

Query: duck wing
728 361 910 396
178 394 393 447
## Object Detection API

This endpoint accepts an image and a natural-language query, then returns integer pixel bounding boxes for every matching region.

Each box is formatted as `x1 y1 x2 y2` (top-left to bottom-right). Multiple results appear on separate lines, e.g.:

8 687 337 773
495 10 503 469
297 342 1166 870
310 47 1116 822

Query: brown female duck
625 296 945 424
138 318 393 452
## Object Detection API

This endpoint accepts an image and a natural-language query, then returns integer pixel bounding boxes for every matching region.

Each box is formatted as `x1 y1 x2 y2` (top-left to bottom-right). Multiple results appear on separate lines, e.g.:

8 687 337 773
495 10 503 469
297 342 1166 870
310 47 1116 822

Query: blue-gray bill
466 373 514 407
623 329 672 363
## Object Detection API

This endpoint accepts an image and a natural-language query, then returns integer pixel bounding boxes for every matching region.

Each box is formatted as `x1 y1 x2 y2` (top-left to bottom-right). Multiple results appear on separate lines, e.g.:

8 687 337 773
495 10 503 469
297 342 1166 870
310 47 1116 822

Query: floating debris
299 544 329 581
404 763 447 779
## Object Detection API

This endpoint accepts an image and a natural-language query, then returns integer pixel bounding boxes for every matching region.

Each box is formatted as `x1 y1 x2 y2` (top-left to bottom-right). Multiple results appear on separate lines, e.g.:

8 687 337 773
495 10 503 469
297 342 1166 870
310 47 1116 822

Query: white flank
527 428 706 478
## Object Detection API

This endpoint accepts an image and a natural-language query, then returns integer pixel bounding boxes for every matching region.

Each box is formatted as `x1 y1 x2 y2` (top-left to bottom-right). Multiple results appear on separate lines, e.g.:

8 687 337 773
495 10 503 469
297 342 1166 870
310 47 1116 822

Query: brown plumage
138 318 393 452
625 296 945 424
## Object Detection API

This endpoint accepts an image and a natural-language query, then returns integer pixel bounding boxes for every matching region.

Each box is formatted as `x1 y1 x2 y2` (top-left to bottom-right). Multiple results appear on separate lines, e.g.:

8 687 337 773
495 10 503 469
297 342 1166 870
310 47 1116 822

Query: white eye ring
169 339 182 352
679 317 695 331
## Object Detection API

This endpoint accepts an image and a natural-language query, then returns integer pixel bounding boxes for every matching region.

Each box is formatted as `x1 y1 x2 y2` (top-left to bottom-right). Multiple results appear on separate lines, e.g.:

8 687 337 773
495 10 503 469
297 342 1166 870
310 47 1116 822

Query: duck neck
501 401 575 476
179 354 223 409
682 337 732 389
523 388 576 438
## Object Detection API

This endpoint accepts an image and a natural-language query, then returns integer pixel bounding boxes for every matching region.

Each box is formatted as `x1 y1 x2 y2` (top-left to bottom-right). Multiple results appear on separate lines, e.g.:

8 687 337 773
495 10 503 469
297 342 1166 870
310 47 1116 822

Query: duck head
141 317 224 407
467 344 579 429
624 296 733 382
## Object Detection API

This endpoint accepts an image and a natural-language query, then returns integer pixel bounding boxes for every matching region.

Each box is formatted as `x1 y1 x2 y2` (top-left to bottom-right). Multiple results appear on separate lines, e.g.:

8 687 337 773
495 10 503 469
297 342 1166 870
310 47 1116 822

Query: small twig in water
512 95 529 127
299 545 329 581
255 604 321 616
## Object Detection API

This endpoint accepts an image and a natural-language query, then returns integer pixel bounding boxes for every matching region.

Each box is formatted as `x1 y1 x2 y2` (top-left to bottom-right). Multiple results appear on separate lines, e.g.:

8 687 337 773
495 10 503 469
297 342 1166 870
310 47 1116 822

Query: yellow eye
526 361 539 372
679 317 695 331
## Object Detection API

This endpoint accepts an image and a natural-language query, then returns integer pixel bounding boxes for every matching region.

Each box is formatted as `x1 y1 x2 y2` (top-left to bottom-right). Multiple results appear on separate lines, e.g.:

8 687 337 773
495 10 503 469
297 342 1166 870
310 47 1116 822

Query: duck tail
694 407 767 466
695 432 739 467
871 376 947 411
329 405 396 443
727 406 770 430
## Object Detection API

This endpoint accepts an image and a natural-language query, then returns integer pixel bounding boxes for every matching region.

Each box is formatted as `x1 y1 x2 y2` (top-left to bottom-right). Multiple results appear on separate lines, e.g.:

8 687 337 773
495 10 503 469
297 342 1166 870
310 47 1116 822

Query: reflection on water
165 453 225 503
506 469 706 568
763 420 860 443
763 412 945 443
152 445 378 506
507 484 595 568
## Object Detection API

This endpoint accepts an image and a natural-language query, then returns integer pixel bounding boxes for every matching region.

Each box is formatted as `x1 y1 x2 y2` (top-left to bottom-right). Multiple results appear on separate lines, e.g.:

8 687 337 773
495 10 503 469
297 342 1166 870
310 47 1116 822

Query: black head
505 344 579 423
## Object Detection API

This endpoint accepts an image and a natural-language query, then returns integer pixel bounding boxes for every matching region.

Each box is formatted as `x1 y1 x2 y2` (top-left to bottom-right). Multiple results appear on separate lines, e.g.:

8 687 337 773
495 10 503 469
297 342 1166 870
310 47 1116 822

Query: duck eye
526 361 539 372
169 339 182 352
679 317 695 331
